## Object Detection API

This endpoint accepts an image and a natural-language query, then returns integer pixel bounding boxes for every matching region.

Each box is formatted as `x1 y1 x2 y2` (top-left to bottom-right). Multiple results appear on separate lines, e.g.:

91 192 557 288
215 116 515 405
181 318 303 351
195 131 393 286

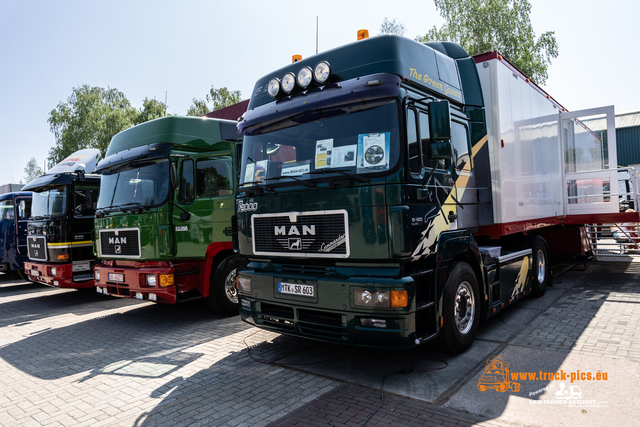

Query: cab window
73 187 98 217
196 158 232 198
452 122 471 171
178 159 195 205
406 108 420 175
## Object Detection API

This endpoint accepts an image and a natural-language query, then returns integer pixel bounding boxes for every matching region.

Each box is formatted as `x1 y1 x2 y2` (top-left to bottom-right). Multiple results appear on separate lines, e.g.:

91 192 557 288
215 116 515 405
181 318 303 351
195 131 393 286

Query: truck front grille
256 303 347 341
252 210 349 258
27 236 47 261
99 229 141 258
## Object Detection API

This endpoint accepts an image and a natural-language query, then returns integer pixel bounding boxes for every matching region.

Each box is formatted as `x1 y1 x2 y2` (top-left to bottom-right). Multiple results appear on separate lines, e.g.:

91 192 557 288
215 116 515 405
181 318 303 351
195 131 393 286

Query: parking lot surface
1 261 639 426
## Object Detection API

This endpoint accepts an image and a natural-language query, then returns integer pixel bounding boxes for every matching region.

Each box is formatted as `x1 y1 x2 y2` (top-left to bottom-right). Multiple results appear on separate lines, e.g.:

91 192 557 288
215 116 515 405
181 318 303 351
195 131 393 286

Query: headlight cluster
268 61 331 98
237 276 252 293
353 288 408 308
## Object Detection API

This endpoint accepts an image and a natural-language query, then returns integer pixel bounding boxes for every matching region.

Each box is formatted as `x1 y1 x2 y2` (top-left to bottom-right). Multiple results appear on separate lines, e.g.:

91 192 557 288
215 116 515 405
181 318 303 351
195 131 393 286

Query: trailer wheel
440 261 480 353
206 255 246 316
529 236 549 297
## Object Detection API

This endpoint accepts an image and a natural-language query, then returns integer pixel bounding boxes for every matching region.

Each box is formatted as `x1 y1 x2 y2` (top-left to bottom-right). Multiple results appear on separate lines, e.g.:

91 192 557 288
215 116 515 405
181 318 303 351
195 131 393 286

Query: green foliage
23 157 43 184
187 87 242 116
47 86 167 166
380 18 406 36
415 0 558 84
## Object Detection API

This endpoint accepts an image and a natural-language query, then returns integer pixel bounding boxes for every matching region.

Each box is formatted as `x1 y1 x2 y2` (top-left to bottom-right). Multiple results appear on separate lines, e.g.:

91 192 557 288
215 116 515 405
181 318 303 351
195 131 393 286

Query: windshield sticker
315 139 333 169
331 145 357 168
282 161 310 177
244 163 255 184
358 132 390 172
253 160 268 183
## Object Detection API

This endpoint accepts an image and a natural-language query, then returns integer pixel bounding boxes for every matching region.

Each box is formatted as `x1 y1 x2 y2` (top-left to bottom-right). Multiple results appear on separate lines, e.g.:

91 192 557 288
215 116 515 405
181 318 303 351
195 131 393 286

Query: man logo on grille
115 245 121 254
288 238 301 250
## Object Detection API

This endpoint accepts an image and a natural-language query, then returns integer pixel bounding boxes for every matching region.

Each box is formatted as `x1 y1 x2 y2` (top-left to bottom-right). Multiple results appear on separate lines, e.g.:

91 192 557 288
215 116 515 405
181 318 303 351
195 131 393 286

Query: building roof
202 99 249 121
582 111 640 131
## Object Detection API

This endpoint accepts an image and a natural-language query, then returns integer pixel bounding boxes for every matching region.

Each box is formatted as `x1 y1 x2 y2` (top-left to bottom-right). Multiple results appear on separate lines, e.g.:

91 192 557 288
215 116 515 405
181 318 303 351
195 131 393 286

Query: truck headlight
237 276 252 293
354 289 389 307
50 267 57 276
145 274 157 287
94 269 100 281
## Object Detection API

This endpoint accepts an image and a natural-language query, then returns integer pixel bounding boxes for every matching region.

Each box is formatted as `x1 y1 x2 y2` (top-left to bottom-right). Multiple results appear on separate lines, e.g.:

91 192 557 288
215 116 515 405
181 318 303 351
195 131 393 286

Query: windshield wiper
265 175 316 189
95 205 122 218
237 181 274 195
306 168 371 183
30 215 50 221
118 202 148 213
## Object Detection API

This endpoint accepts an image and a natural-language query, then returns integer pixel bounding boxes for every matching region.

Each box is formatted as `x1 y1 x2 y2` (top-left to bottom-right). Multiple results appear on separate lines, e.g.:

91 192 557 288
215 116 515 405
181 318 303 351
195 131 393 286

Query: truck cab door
15 196 31 256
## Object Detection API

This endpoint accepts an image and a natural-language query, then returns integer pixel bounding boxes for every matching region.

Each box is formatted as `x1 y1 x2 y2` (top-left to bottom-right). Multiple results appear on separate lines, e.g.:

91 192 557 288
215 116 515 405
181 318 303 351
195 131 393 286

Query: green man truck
24 149 101 288
235 33 633 352
92 116 245 314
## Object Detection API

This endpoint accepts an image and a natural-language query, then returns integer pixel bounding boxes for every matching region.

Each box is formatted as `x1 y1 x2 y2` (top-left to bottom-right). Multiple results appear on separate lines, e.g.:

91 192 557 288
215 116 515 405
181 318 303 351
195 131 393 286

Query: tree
187 87 242 116
135 97 167 125
415 0 558 85
47 86 168 165
23 157 43 184
380 18 406 36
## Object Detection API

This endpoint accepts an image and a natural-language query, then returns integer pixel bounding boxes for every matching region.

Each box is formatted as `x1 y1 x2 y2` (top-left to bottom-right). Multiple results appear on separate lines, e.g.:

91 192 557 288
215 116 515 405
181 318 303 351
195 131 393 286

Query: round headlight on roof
267 78 281 98
314 61 331 84
297 66 313 89
282 73 296 94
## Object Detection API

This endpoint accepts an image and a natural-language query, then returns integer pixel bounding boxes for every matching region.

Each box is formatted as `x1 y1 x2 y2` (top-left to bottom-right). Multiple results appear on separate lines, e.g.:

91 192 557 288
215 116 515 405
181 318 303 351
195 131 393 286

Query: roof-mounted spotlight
297 66 313 89
314 61 331 84
281 73 296 94
267 78 281 98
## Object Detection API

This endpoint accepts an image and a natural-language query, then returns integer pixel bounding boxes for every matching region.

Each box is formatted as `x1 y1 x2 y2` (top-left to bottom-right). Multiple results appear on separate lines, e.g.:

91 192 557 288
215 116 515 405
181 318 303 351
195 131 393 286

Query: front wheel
205 255 246 316
439 261 480 354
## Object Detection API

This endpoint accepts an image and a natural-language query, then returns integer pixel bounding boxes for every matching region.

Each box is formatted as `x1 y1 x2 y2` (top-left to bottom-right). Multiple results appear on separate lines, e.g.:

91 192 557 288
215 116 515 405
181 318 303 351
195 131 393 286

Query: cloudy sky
1 0 638 185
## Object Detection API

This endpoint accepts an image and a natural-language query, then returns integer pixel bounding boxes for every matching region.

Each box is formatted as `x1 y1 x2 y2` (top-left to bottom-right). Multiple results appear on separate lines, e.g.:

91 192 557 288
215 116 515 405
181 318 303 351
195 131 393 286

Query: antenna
164 91 168 116
316 16 318 54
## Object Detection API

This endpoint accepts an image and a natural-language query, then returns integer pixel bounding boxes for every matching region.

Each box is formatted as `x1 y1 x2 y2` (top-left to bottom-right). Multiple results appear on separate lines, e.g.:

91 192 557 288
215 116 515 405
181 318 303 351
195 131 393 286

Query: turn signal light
292 54 302 63
58 254 69 260
159 274 174 287
390 290 408 307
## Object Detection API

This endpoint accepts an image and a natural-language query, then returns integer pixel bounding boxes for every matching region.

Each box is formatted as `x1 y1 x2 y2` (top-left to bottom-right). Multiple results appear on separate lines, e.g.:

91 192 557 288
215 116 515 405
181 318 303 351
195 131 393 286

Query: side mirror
429 100 451 140
170 163 177 189
429 141 453 159
20 200 26 211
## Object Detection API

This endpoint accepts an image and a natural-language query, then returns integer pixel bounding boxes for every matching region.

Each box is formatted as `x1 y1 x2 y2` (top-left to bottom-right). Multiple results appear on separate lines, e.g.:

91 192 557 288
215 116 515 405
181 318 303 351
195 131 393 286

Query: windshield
97 159 170 209
31 187 67 219
239 101 400 187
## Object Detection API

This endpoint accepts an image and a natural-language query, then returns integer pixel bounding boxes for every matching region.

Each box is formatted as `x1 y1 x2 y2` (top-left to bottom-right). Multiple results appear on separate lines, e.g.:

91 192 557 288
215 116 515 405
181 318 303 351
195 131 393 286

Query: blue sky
1 0 638 185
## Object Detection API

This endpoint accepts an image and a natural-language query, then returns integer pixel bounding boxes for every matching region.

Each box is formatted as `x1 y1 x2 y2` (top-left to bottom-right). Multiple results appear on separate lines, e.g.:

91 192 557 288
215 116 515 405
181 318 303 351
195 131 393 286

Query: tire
439 261 480 354
16 270 31 282
205 255 246 315
529 236 549 297
511 383 521 392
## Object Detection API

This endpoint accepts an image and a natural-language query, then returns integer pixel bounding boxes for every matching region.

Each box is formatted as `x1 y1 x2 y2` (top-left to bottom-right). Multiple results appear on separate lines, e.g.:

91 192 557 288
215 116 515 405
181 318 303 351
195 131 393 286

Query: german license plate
30 269 40 277
278 282 314 297
108 273 124 282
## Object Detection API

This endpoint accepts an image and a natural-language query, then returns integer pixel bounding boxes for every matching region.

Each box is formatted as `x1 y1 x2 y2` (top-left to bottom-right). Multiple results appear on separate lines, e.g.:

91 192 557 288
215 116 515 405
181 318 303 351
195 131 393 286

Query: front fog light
94 269 100 281
314 61 331 84
51 267 57 276
360 318 387 328
241 299 251 309
354 288 390 307
297 66 313 88
281 73 295 94
237 276 252 293
267 78 281 98
159 274 174 287
53 280 59 287
145 274 157 287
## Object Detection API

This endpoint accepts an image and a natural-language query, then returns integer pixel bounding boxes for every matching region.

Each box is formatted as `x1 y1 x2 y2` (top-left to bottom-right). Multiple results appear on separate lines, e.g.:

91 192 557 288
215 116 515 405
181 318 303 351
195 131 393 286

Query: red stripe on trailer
476 212 640 238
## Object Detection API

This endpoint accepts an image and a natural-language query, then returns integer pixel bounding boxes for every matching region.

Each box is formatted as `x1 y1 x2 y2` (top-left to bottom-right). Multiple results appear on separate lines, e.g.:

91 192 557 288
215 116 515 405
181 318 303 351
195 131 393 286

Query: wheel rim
537 249 546 284
224 268 238 304
454 281 475 335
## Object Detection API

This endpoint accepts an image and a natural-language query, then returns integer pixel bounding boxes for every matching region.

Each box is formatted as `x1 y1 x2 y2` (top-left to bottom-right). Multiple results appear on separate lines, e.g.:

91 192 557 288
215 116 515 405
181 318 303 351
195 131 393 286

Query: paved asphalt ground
1 261 639 427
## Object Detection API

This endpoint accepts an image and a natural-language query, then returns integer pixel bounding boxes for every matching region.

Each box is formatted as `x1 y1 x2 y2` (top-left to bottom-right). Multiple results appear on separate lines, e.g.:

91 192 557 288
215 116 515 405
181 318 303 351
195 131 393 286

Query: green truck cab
24 149 101 288
93 116 245 314
234 33 622 352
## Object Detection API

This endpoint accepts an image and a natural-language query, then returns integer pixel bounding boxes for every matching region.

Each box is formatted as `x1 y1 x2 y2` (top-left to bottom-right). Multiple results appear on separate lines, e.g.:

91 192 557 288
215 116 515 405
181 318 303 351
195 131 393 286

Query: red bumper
24 261 95 289
94 262 178 304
